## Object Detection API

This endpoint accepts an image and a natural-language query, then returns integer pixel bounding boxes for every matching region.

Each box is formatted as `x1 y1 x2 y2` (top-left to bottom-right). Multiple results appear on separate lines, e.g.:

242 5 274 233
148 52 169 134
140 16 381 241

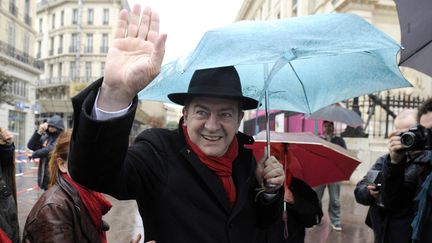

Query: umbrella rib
289 62 312 114
399 39 432 65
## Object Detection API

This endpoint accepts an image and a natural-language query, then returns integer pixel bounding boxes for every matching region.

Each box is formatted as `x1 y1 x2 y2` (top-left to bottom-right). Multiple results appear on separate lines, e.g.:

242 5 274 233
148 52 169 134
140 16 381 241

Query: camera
399 124 432 151
365 170 382 190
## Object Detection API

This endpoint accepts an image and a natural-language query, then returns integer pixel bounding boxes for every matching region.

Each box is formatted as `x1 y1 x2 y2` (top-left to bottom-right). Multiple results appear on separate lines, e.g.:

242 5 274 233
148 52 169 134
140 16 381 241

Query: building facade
236 0 432 98
35 0 128 129
0 0 44 149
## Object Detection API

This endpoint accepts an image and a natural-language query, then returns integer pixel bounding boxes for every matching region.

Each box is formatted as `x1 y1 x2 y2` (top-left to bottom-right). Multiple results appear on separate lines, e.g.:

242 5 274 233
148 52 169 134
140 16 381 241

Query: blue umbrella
139 13 410 114
138 13 411 166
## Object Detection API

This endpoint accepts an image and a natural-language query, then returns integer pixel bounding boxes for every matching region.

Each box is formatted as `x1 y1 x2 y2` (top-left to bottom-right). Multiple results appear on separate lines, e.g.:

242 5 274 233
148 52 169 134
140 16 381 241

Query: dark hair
417 98 432 123
323 120 334 126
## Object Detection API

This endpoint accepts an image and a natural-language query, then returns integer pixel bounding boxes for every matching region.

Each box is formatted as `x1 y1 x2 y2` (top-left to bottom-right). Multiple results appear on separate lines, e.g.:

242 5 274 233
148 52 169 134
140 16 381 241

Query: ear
57 158 68 173
238 111 244 125
182 107 188 122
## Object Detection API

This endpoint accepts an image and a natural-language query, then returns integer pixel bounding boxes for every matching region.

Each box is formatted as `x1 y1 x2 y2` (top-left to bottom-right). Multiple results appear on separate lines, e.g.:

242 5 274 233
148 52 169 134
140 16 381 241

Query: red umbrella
249 131 361 187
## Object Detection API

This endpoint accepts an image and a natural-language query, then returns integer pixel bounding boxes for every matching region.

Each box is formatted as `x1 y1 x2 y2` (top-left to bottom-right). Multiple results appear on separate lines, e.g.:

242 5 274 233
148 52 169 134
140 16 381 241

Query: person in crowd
354 109 420 243
27 115 64 190
67 4 285 243
0 128 20 243
23 130 112 243
383 98 432 243
313 120 346 231
254 144 323 243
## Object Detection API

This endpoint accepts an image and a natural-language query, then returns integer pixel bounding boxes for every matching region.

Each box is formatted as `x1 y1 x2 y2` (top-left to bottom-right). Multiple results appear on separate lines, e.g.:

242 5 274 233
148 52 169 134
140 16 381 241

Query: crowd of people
0 4 431 243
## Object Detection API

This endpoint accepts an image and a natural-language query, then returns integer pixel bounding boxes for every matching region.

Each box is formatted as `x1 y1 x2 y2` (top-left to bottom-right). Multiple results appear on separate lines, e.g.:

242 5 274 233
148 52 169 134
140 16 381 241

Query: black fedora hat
168 66 258 110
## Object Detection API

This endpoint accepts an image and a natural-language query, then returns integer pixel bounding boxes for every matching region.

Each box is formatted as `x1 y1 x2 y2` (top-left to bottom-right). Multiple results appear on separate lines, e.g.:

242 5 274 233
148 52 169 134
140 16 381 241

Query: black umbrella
395 0 432 77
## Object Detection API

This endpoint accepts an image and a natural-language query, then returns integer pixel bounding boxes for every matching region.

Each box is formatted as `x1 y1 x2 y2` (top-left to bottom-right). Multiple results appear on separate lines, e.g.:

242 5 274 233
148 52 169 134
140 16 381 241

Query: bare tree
0 71 14 105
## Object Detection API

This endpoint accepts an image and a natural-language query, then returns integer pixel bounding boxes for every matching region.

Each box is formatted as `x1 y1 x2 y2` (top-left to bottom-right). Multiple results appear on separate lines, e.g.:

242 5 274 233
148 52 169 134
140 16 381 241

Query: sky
127 0 244 63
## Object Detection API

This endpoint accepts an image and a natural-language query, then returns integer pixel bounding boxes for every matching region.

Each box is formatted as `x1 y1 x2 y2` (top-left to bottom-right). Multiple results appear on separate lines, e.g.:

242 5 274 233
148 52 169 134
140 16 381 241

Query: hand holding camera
38 122 49 135
0 128 13 145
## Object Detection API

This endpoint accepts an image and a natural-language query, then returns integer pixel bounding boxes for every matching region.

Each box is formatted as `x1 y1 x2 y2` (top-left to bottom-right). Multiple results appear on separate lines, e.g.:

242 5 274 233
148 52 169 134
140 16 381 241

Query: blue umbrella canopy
139 13 411 114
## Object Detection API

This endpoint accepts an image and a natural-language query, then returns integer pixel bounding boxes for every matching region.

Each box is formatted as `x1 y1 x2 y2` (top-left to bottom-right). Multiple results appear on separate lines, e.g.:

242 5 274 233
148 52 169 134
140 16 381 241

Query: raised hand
99 4 167 111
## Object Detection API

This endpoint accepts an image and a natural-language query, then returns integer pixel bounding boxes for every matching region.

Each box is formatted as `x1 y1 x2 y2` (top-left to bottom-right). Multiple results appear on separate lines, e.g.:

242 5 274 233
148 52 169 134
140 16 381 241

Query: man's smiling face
183 96 244 157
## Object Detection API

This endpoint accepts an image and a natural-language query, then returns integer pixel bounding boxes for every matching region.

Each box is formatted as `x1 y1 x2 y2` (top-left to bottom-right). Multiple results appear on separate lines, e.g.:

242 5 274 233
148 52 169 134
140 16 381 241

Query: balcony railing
57 47 63 54
37 76 98 87
49 49 54 56
0 40 44 71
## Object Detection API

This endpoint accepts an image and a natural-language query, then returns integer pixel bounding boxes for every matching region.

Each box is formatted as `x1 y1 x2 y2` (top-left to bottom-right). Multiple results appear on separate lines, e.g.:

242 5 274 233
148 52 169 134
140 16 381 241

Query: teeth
202 135 222 141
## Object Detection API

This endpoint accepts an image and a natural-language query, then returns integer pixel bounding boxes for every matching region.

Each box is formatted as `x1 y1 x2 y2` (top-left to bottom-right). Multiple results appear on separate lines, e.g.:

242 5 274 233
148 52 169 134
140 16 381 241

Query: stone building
35 0 129 129
0 0 44 148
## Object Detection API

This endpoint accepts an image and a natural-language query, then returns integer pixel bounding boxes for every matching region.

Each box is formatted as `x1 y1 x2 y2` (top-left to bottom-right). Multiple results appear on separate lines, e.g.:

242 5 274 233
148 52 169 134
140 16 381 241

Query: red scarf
62 173 112 243
182 125 238 208
0 228 11 243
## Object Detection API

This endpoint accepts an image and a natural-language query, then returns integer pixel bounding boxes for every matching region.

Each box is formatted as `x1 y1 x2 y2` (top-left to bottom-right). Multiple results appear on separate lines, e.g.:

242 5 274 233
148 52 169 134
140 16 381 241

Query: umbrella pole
265 89 271 157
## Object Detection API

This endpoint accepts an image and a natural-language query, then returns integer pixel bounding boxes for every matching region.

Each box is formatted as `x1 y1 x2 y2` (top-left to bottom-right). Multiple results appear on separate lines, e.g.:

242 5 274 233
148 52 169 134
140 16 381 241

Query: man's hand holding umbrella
99 4 167 112
256 151 285 193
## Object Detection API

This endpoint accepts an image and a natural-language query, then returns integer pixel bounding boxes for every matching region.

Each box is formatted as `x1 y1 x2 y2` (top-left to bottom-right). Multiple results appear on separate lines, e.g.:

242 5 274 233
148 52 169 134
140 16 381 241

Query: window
50 37 54 55
9 0 17 16
58 62 63 78
70 61 77 80
87 9 94 25
49 64 54 79
70 33 78 52
8 110 26 148
58 34 63 54
100 62 105 76
23 33 30 54
85 62 92 81
103 9 109 25
85 33 93 53
8 23 15 47
37 41 41 58
61 10 64 26
292 0 298 17
101 34 108 53
52 13 56 29
72 9 78 24
24 0 31 25
39 18 43 33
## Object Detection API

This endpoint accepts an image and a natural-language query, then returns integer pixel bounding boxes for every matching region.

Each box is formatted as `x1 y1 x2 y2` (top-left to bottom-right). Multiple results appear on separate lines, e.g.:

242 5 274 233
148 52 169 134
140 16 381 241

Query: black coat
27 129 60 190
355 153 430 243
254 177 323 243
68 79 283 243
381 152 432 243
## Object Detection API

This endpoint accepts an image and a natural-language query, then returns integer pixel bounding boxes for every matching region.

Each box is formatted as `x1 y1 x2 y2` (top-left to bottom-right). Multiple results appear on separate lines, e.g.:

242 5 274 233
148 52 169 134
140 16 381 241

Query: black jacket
68 79 283 243
27 129 61 190
355 153 430 243
381 152 432 243
254 177 323 243
0 143 19 243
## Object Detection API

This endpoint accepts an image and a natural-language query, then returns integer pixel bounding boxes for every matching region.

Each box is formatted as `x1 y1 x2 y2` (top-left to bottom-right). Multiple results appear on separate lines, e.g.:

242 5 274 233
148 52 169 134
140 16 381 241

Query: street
16 160 374 243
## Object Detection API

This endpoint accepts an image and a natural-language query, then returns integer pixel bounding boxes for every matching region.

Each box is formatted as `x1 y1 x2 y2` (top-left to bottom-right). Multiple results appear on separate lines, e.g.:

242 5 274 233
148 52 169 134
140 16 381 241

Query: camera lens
400 132 416 148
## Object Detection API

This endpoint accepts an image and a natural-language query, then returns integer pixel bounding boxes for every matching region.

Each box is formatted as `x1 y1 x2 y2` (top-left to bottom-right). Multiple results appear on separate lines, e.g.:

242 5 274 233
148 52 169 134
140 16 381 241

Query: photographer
27 115 64 190
354 109 419 243
383 98 432 243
